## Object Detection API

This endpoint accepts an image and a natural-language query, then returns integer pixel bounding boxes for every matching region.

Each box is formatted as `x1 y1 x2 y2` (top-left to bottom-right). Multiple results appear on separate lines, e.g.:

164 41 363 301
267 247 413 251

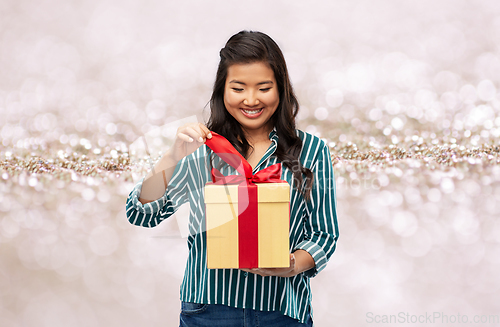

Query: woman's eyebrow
229 80 274 85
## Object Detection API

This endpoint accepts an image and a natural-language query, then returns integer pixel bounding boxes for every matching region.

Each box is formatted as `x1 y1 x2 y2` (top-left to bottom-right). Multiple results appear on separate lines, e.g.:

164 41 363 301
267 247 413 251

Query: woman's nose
243 94 260 107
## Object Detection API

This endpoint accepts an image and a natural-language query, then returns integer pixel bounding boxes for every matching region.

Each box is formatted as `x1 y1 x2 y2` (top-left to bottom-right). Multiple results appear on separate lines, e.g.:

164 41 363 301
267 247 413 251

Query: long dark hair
207 30 313 200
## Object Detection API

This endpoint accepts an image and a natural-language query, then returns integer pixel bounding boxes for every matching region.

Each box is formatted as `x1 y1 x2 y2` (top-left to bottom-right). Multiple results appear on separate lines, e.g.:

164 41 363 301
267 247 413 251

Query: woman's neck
241 124 273 146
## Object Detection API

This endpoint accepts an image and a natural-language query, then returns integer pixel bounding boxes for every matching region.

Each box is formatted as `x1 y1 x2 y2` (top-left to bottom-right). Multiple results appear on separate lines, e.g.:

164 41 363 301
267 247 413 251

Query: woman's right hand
168 123 212 162
140 123 211 204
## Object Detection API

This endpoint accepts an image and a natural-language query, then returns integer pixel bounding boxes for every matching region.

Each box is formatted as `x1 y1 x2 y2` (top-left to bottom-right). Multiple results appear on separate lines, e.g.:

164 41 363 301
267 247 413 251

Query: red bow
210 163 282 185
205 132 282 185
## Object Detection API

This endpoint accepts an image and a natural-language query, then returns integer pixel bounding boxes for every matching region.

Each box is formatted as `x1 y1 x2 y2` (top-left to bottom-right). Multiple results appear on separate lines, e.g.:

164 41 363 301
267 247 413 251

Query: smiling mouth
241 108 263 115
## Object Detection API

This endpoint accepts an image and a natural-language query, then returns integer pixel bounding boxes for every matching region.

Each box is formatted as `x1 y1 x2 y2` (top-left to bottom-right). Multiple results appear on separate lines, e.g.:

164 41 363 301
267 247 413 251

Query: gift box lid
204 183 290 204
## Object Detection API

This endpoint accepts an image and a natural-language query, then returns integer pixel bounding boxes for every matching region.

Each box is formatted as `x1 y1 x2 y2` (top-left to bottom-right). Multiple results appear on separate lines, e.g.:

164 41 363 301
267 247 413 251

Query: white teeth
243 109 262 114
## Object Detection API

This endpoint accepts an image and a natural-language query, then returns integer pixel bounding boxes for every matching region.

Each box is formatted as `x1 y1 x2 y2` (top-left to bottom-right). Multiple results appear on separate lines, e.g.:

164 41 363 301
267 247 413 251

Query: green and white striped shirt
126 129 339 324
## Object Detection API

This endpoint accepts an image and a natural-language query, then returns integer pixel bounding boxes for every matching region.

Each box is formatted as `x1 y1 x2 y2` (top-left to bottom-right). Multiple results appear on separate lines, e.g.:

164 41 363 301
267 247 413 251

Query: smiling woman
126 30 339 326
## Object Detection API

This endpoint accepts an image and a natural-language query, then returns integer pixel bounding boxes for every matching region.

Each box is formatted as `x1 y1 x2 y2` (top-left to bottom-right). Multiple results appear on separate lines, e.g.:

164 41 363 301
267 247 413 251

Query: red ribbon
205 132 284 268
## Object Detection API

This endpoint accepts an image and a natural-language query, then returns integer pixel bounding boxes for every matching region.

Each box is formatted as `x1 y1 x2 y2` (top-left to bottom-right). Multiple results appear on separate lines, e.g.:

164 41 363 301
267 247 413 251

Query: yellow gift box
205 182 290 269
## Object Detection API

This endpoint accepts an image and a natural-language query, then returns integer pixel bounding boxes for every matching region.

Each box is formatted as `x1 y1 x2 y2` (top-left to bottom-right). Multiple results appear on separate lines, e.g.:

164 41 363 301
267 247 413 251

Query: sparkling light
1 1 500 326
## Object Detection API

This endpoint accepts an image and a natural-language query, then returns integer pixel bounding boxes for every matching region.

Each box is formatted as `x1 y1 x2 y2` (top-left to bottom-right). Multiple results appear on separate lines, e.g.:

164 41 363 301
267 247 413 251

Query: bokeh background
1 0 500 326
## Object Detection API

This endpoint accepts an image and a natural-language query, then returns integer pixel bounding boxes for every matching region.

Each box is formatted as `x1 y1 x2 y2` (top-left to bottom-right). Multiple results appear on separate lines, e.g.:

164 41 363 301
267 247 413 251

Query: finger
191 124 208 143
254 269 268 276
183 127 204 143
191 124 211 142
253 268 274 276
241 268 264 276
249 269 266 277
177 133 194 143
198 123 212 139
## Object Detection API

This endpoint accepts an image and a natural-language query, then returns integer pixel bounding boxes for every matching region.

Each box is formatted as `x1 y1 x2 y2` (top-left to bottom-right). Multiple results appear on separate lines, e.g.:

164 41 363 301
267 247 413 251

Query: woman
126 30 339 326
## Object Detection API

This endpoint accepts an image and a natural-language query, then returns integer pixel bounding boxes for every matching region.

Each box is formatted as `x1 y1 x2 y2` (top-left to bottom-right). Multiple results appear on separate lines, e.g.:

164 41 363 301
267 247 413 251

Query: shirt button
244 272 248 278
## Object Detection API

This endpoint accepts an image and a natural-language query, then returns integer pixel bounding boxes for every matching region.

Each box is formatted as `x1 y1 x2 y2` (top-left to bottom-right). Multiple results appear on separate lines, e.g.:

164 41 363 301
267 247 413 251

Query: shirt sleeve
294 141 339 277
125 157 190 228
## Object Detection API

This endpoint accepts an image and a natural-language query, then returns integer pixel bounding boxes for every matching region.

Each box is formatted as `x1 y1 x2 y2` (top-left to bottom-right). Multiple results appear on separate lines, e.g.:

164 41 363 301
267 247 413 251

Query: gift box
205 182 290 269
204 133 290 269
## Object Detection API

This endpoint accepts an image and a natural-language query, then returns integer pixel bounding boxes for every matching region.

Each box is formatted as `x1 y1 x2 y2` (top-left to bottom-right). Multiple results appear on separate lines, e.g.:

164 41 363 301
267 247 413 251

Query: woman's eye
232 88 244 92
260 88 271 92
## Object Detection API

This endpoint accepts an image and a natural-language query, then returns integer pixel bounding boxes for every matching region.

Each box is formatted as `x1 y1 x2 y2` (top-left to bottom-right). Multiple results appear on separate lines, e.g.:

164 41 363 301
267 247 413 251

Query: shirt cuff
130 178 168 215
294 240 328 278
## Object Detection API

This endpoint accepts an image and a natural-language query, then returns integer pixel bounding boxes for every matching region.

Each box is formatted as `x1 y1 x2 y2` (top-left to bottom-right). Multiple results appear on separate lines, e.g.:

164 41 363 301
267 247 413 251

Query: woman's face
223 61 279 136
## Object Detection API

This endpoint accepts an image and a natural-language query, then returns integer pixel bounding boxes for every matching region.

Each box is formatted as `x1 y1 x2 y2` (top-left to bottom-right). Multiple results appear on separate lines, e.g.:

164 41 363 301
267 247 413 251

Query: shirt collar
268 128 278 142
250 128 278 173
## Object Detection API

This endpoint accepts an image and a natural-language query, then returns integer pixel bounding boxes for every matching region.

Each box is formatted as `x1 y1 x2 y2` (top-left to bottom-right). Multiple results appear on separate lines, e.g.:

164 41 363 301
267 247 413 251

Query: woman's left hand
241 250 316 278
240 254 297 278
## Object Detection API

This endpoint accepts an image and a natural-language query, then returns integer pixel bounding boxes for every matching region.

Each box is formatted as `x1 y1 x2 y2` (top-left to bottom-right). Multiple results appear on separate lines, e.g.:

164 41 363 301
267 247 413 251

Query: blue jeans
179 302 313 327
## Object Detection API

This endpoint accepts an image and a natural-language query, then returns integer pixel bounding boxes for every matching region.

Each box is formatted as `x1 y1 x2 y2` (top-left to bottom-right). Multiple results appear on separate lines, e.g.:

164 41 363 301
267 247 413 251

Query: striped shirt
125 129 339 324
